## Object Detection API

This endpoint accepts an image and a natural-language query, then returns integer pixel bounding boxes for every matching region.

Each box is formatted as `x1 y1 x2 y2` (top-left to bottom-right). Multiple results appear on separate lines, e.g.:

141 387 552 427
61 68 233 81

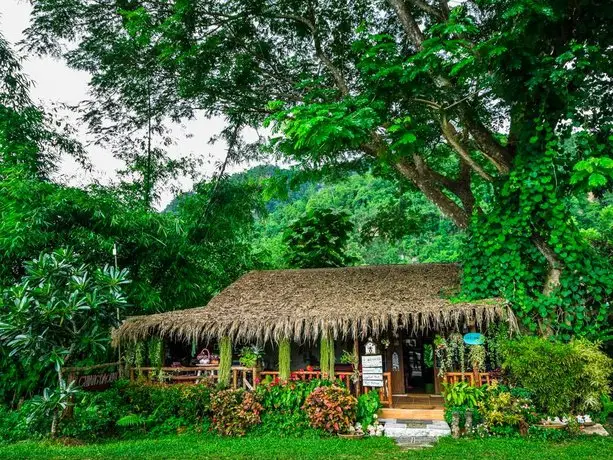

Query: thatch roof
113 264 510 345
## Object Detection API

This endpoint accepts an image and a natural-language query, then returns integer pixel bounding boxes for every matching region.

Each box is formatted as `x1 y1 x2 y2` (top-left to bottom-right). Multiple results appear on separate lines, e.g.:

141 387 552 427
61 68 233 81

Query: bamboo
278 338 291 381
320 334 330 379
218 336 232 386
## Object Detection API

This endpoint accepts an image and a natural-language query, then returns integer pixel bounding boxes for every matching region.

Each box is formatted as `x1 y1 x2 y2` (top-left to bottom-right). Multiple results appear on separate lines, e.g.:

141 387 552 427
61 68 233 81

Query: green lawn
1 435 612 459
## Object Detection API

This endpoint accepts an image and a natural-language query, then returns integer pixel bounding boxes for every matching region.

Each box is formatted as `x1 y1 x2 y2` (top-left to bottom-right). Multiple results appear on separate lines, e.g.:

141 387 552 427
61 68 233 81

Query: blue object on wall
463 332 485 345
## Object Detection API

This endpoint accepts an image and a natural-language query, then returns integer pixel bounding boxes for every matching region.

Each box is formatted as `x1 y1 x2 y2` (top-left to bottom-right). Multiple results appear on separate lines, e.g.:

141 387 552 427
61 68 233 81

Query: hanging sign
463 333 485 346
361 355 383 387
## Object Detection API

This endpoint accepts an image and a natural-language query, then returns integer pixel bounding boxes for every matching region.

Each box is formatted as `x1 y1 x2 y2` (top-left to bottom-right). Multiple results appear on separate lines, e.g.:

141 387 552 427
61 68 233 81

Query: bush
0 403 49 443
477 384 538 436
210 389 263 436
442 382 485 409
256 378 331 414
60 387 129 440
356 391 381 427
502 337 612 415
251 412 320 438
122 381 214 426
303 385 357 434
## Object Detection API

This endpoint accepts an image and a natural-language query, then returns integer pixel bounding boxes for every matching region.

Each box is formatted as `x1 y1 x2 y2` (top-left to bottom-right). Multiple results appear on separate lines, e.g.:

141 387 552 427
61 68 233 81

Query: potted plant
239 345 264 368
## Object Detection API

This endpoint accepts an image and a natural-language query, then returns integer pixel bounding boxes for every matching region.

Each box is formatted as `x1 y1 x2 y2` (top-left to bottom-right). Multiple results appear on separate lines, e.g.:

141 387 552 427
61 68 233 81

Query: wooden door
386 334 405 394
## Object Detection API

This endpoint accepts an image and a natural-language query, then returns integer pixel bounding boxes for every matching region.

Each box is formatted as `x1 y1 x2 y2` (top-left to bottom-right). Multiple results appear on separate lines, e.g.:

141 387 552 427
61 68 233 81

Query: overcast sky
0 0 256 209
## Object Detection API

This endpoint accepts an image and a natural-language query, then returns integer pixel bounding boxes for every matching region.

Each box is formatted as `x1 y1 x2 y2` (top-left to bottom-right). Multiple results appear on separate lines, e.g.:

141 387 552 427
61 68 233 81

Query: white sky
0 0 259 209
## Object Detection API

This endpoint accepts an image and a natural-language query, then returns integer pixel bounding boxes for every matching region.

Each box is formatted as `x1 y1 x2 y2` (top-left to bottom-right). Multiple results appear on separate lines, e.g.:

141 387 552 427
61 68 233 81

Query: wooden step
379 407 445 421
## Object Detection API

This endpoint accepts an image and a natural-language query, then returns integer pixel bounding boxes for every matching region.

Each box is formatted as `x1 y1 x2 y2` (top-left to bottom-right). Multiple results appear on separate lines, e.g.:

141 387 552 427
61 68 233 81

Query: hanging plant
468 345 486 372
148 337 163 381
423 344 434 369
134 341 145 377
340 350 360 383
434 335 448 377
448 333 466 376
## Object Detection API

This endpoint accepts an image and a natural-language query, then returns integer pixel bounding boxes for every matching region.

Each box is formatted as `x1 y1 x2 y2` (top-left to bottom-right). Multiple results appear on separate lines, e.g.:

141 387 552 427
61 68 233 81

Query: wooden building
113 263 512 415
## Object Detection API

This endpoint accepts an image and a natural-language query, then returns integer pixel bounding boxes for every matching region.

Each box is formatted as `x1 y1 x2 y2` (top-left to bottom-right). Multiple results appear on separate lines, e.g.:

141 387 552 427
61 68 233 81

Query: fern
117 413 146 428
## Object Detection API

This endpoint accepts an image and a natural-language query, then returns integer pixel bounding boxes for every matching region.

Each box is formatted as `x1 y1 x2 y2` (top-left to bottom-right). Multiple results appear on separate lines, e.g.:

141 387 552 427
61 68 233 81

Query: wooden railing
443 371 494 387
259 370 393 407
131 367 393 406
132 366 259 390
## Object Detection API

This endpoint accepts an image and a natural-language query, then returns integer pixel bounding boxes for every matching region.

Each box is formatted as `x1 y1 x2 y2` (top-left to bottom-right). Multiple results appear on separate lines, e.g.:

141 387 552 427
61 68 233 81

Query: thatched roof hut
113 264 510 345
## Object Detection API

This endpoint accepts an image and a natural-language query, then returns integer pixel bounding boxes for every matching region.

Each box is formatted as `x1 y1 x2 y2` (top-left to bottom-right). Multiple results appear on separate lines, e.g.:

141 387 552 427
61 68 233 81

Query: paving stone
582 424 609 436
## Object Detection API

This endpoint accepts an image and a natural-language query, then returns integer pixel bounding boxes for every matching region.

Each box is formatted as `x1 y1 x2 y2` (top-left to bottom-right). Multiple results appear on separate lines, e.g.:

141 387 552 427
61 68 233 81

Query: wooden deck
379 407 445 421
392 393 444 409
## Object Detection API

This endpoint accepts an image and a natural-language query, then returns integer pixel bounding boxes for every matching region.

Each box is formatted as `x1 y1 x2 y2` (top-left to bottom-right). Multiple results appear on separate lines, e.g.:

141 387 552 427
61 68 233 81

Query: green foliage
253 171 465 268
571 157 613 191
148 338 163 381
442 382 485 409
255 379 331 415
502 336 613 415
278 340 291 381
238 345 264 369
303 385 357 434
121 381 214 427
319 334 335 379
0 249 129 404
60 386 128 440
356 391 381 427
217 337 232 387
0 170 259 316
462 133 613 338
477 384 538 436
251 412 319 438
283 208 355 269
210 389 262 437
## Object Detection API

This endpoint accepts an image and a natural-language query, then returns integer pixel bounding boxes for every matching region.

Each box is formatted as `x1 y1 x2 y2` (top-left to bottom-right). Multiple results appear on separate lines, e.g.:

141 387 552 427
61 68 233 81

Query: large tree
25 0 613 336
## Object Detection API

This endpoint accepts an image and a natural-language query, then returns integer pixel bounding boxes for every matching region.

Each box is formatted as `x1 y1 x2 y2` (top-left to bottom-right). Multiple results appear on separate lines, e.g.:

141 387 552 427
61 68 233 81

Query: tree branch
441 114 494 182
386 0 425 47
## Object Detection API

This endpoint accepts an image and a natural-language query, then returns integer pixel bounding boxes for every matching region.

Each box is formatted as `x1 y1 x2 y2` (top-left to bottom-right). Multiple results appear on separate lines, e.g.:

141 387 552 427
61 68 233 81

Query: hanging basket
196 348 211 365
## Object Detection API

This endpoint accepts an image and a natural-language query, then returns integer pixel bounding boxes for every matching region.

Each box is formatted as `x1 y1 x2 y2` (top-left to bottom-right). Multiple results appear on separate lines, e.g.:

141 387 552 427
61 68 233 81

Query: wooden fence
130 366 393 406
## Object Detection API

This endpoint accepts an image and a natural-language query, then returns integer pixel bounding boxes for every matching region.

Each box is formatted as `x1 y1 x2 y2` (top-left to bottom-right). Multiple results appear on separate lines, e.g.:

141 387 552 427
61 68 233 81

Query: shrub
442 382 485 409
0 403 49 443
256 378 330 414
60 387 129 440
210 389 263 436
303 385 357 434
356 391 381 427
477 384 538 436
502 337 612 415
122 381 213 425
251 412 319 438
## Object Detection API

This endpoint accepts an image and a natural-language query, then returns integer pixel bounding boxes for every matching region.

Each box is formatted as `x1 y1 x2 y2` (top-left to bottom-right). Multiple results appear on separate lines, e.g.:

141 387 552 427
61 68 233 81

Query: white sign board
361 355 383 367
362 367 383 374
361 354 384 387
362 375 384 387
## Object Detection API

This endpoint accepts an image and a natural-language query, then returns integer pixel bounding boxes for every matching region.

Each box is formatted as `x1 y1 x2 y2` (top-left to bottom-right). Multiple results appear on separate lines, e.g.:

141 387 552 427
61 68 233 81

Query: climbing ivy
463 125 613 340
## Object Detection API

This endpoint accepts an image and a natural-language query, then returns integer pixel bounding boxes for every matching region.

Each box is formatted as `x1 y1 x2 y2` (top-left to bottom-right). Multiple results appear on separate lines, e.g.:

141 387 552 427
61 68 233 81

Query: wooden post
253 367 259 389
232 368 238 389
279 338 291 381
218 336 232 387
353 338 361 397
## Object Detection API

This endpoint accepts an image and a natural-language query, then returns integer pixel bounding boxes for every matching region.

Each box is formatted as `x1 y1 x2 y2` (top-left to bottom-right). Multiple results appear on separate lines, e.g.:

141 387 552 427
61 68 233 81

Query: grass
1 435 612 459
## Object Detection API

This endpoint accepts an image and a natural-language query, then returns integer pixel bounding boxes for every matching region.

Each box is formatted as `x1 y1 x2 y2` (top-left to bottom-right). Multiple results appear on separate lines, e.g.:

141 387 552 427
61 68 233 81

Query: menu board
361 355 383 387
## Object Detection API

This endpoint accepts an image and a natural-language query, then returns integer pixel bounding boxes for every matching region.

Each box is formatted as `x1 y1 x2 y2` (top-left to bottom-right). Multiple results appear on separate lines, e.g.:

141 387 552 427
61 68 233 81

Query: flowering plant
210 389 263 436
303 385 357 433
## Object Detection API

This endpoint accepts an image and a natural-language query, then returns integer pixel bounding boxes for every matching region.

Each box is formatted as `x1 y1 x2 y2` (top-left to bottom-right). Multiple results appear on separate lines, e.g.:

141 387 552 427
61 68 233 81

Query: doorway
402 336 434 393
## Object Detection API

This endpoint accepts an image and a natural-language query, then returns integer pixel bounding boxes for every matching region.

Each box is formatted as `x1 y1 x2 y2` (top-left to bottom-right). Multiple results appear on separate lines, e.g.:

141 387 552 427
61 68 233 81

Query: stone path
379 418 450 450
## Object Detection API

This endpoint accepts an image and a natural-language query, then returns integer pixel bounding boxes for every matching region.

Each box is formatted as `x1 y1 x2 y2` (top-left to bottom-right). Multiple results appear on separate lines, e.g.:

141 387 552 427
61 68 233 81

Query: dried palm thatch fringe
112 264 512 345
